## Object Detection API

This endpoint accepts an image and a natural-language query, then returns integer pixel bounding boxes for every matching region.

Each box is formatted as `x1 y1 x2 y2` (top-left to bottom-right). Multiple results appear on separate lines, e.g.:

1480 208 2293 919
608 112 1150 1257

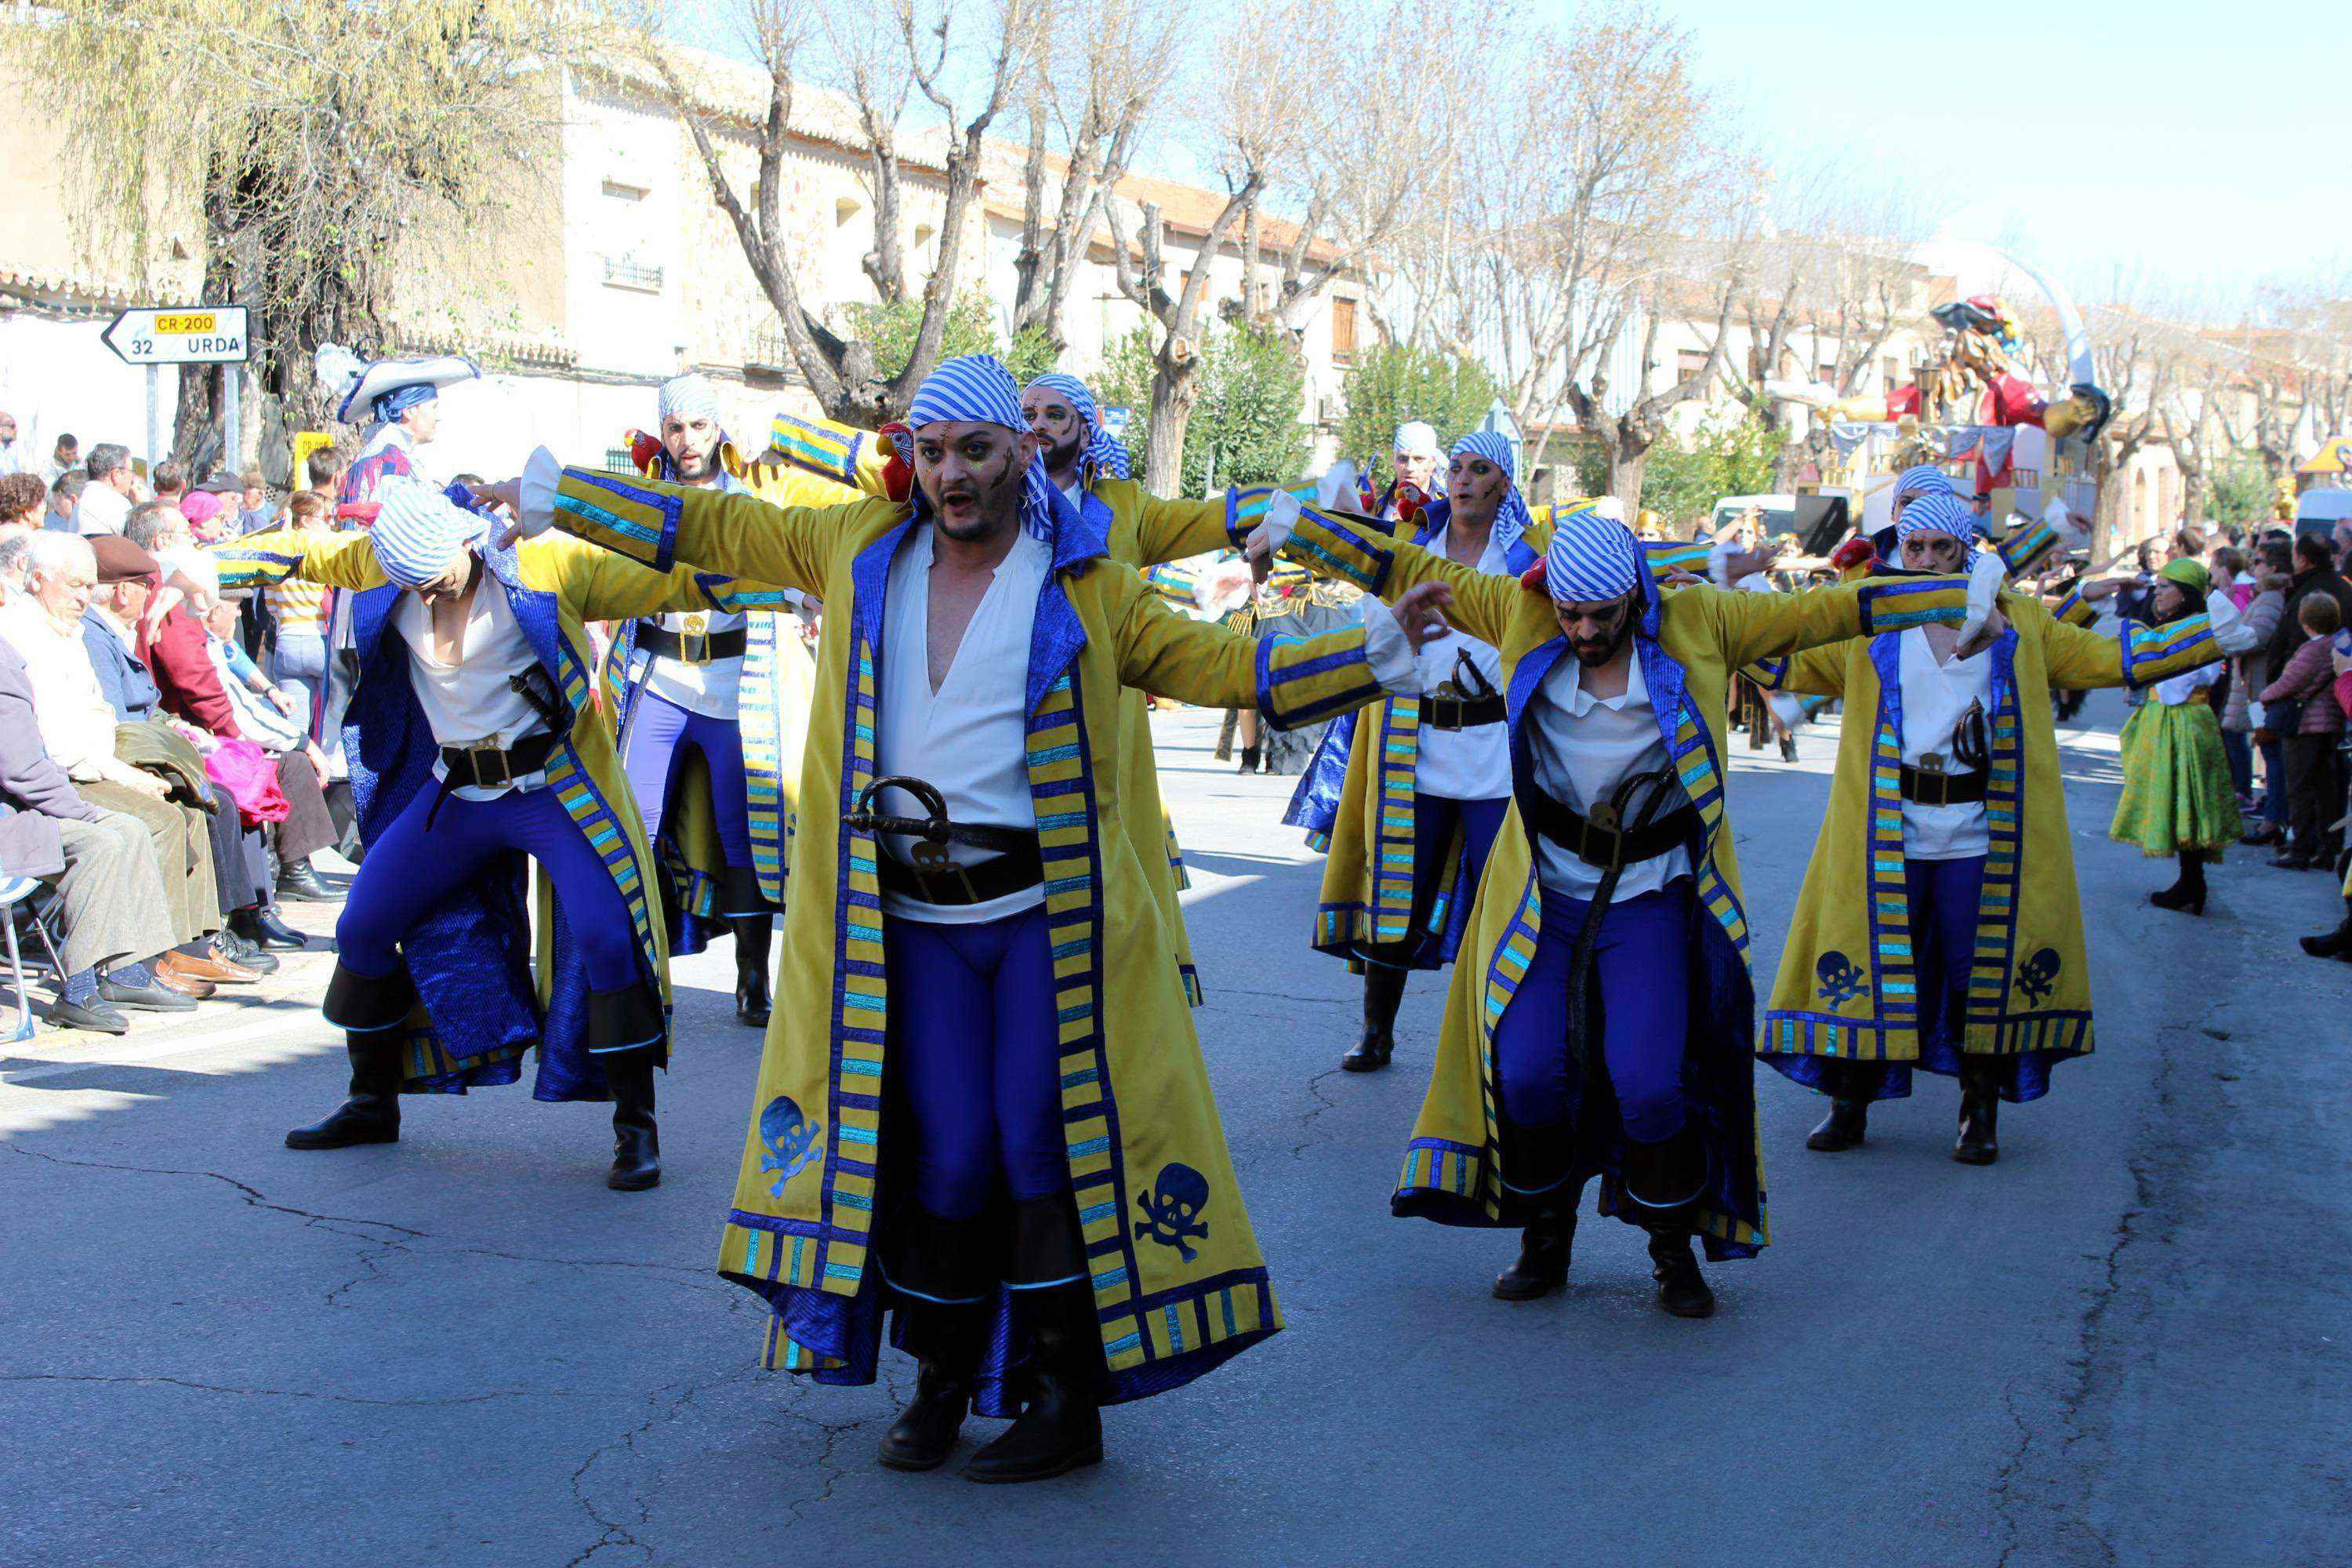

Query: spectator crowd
0 419 365 1033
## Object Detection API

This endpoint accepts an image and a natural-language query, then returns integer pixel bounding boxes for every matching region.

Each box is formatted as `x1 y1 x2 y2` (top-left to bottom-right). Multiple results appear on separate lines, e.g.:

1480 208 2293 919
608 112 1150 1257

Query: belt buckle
909 837 977 903
465 738 512 789
679 630 707 663
1585 800 1625 872
1916 752 1946 806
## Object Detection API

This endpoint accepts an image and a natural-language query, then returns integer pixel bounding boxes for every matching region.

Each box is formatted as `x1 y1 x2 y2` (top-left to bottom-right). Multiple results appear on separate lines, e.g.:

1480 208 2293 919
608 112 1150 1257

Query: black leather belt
1519 789 1700 871
847 775 1044 908
1898 764 1987 805
438 731 559 790
639 623 746 662
1421 693 1506 731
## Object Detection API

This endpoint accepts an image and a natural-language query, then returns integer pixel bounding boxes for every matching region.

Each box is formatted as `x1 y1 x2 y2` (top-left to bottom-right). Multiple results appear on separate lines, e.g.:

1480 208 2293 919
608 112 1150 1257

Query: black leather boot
1626 1127 1714 1319
2301 898 2352 960
1645 1228 1715 1319
1237 745 1261 775
232 903 308 951
732 915 773 1028
1493 1206 1574 1300
1954 1060 2001 1166
964 1279 1103 1483
878 1298 985 1472
590 986 666 1190
603 1047 661 1191
288 966 412 1149
1342 962 1407 1072
1805 1060 1871 1152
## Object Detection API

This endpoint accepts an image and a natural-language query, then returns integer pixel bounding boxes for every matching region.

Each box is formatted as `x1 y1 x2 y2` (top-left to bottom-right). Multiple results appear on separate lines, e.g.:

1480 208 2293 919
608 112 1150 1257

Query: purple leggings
622 688 754 880
884 906 1067 1221
336 781 642 996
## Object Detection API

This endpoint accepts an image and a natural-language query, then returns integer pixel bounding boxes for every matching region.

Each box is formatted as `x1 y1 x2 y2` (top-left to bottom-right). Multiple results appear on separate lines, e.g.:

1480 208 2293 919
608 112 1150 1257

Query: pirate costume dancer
1254 495 2002 1315
215 479 734 1190
1755 494 2248 1163
604 374 840 1026
506 356 1426 1480
1287 433 1547 1074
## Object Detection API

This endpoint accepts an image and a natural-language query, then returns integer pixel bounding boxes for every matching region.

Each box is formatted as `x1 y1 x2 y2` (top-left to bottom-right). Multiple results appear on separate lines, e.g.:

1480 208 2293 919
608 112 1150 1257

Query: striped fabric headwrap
1449 431 1534 556
1543 506 1645 604
1893 465 1955 503
369 475 491 590
908 355 1057 540
1024 371 1131 482
1893 491 1980 566
652 373 728 481
373 383 438 424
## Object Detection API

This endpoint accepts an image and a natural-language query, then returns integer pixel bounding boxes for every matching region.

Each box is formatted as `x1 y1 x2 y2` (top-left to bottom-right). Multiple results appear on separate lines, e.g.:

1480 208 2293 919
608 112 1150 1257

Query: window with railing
604 448 637 474
602 256 663 292
747 325 791 370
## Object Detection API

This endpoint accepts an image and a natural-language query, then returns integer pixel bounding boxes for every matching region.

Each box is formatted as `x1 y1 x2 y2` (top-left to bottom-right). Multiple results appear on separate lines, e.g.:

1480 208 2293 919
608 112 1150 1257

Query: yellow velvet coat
546 464 1390 1404
1277 505 1980 1257
1755 593 2226 1102
767 417 1269 1004
214 526 724 1094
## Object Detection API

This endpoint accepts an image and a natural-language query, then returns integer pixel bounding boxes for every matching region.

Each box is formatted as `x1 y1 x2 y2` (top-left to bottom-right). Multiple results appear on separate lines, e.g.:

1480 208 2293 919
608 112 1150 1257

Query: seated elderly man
2 530 262 988
0 627 201 1030
118 503 305 951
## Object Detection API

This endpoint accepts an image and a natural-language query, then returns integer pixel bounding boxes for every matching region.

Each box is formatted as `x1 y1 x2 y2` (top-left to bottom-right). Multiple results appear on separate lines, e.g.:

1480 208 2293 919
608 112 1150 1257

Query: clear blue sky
1657 0 2351 298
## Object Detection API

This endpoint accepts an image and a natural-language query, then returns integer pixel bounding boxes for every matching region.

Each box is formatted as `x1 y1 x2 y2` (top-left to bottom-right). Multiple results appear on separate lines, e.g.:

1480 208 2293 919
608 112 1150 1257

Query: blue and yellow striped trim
1279 506 1394 597
1856 575 1969 634
2119 613 2218 688
1997 522 2060 579
771 412 868 488
1643 539 1711 582
554 466 681 572
1223 481 1319 550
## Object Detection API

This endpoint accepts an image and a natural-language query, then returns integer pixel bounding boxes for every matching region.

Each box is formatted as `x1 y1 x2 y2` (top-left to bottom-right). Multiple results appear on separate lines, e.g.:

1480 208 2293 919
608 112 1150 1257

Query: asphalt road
4 697 2347 1568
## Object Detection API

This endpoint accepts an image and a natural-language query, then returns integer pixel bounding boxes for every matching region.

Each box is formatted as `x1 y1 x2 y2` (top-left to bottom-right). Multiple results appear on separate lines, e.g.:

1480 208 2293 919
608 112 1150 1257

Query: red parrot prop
627 428 662 474
878 423 913 503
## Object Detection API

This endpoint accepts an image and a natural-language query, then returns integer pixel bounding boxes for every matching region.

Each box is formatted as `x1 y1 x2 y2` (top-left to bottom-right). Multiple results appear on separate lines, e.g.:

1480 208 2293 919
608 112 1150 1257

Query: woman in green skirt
2110 558 2246 914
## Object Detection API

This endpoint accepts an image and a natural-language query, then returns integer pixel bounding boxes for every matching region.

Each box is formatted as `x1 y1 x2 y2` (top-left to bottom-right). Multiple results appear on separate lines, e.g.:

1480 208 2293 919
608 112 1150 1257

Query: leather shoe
98 975 198 1013
2268 855 2315 871
148 964 216 1000
276 862 331 902
161 948 261 986
1806 1096 1869 1151
215 931 278 975
232 905 308 951
47 997 129 1034
1492 1210 1573 1300
1646 1230 1715 1318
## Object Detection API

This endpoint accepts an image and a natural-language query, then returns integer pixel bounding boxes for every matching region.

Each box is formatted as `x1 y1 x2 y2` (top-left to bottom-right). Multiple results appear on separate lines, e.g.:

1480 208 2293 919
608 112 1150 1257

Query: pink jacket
2259 635 2347 734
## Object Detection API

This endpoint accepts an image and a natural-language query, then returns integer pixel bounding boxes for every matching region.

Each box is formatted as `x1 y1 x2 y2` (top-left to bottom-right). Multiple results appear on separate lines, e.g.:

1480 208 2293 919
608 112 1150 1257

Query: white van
1708 493 1797 540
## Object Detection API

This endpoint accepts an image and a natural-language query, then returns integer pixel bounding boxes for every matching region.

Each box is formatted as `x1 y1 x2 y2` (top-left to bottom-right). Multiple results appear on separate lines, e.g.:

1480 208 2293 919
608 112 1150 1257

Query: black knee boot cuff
884 1208 999 1306
720 866 773 919
586 985 667 1056
1622 1124 1710 1215
1007 1196 1088 1291
322 963 416 1033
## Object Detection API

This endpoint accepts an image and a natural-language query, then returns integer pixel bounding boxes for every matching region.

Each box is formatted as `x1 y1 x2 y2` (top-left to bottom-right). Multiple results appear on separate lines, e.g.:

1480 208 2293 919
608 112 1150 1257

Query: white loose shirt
1527 650 1693 901
394 572 550 800
1896 628 1992 860
76 483 130 536
875 523 1055 925
639 469 751 719
1394 521 1512 802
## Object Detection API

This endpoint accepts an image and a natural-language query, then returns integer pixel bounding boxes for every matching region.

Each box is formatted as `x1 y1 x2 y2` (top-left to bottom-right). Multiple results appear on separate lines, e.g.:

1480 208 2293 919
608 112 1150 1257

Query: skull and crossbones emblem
1132 1162 1211 1263
1815 950 1869 1007
2016 947 2061 1006
756 1094 822 1196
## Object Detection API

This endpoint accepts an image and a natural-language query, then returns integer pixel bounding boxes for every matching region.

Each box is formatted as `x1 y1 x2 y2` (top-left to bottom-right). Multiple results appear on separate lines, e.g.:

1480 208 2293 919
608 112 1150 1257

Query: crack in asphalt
0 1374 587 1406
1290 1065 1349 1160
6 1144 426 1239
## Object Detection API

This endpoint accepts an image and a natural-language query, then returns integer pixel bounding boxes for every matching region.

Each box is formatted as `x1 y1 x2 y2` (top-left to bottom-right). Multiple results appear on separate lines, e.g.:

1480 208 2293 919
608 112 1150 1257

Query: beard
1046 432 1085 475
671 443 717 481
928 462 1027 543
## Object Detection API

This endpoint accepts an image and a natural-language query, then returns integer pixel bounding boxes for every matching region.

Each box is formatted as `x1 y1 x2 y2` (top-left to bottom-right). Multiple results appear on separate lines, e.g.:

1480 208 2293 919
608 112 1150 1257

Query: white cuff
1248 488 1303 559
517 446 564 540
1363 600 1418 690
1959 550 2006 639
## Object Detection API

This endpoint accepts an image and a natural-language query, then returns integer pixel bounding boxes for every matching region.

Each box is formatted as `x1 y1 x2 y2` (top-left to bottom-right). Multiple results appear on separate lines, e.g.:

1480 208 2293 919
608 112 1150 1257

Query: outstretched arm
2042 596 2228 691
1746 645 1847 698
545 535 789 624
1261 503 1525 648
505 448 859 595
1112 568 1440 730
767 412 893 498
212 528 386 593
1704 556 2000 668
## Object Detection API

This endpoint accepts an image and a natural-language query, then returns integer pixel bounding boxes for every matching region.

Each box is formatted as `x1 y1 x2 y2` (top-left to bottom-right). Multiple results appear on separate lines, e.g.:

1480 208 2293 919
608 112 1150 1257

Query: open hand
1954 604 2009 661
1391 582 1455 651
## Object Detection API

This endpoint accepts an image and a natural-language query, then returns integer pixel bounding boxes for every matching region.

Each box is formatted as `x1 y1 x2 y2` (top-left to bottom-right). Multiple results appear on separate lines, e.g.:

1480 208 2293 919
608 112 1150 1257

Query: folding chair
0 877 69 1042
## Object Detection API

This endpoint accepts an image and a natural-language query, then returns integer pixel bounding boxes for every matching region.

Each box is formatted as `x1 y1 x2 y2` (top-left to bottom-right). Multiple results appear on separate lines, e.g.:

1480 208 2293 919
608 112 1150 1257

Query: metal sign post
103 306 252 474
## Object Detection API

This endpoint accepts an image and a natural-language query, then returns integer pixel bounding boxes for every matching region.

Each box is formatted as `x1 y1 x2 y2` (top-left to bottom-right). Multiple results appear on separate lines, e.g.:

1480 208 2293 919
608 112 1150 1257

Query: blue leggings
884 906 1067 1221
1367 792 1510 967
337 782 643 996
1493 883 1694 1164
622 688 754 877
1905 855 1986 1061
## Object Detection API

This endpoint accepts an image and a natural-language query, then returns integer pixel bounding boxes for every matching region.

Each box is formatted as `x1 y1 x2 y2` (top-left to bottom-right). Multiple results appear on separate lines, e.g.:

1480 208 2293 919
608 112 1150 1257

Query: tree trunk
1144 350 1202 495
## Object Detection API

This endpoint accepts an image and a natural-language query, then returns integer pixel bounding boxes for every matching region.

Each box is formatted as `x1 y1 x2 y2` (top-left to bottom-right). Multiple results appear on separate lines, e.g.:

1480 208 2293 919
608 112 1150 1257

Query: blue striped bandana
1450 431 1533 555
1893 465 1955 503
1543 506 1645 604
1893 490 1980 566
370 476 490 590
1025 371 1132 482
908 355 1056 540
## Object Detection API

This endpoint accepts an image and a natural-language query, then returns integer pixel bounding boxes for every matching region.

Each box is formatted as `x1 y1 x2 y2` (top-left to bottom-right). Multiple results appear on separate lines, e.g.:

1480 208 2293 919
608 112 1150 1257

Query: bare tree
648 0 1034 424
1004 0 1182 354
22 0 587 481
1390 2 1737 509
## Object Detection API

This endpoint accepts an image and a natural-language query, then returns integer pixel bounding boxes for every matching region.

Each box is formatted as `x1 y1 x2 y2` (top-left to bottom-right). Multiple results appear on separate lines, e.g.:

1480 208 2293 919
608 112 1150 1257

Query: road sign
101 307 251 366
